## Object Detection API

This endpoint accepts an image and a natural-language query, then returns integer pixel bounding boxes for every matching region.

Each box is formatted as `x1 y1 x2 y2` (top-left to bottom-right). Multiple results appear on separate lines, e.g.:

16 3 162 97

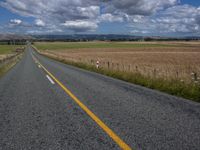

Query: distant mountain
32 34 200 41
0 34 33 41
1 34 199 42
32 34 143 41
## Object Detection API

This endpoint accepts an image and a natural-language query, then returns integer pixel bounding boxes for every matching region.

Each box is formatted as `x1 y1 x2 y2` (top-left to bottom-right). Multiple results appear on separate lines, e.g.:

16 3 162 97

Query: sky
0 0 200 36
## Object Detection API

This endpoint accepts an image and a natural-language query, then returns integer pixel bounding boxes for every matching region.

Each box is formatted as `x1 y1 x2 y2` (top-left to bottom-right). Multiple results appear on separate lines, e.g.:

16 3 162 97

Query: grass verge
38 51 200 102
0 53 23 78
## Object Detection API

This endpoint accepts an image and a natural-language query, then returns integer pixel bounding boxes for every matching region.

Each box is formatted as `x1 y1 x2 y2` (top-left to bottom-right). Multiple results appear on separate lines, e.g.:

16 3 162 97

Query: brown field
38 41 200 83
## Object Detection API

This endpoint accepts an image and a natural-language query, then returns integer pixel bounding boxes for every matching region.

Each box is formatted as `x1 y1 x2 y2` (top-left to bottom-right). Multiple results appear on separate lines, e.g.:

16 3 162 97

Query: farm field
0 45 23 61
35 41 200 84
0 45 23 54
34 41 178 50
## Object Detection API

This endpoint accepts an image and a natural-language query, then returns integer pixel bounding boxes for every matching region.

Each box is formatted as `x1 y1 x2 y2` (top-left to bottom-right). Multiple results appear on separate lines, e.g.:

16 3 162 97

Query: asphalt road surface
0 46 200 150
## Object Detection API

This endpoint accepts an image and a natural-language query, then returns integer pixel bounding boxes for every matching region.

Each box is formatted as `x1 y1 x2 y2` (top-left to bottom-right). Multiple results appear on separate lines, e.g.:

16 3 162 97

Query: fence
40 51 200 85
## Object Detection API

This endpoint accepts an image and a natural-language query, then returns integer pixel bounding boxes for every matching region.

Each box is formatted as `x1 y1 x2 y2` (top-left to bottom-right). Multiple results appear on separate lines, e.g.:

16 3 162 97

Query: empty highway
0 46 200 150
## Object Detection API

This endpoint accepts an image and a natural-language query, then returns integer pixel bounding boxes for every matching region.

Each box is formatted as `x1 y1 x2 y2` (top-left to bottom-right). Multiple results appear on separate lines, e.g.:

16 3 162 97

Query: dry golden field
36 41 200 83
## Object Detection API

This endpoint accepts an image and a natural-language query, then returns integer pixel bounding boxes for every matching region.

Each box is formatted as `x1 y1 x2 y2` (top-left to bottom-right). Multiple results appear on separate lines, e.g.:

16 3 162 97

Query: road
0 46 200 150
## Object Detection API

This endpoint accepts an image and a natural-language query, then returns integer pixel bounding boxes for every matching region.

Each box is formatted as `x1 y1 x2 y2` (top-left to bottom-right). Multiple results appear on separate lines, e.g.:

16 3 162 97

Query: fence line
42 52 200 84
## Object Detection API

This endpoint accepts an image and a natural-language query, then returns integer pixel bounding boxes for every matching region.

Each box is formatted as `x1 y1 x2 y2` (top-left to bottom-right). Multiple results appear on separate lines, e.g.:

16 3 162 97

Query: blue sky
181 0 200 6
0 0 200 36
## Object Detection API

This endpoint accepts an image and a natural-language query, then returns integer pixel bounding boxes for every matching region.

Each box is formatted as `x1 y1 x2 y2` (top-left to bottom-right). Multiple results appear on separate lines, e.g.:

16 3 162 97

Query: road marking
46 75 55 84
32 54 131 150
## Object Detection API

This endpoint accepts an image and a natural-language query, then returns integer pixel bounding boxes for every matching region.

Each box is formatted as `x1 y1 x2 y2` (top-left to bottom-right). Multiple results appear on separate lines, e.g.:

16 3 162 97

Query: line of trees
0 40 27 45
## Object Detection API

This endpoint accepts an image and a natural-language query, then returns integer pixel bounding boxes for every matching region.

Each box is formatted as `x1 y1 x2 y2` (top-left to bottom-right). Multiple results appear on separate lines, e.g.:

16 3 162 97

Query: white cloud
77 6 100 19
99 13 124 22
131 30 150 34
128 5 200 34
10 19 22 25
35 19 45 27
62 20 98 32
0 0 100 32
1 0 200 35
103 0 179 16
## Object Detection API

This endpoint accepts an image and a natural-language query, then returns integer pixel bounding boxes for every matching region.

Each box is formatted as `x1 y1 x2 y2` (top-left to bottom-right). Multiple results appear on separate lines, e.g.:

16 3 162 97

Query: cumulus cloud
62 20 98 32
128 5 200 35
0 0 100 32
10 19 22 25
1 0 200 35
103 0 178 16
35 19 45 27
99 13 124 22
131 30 150 34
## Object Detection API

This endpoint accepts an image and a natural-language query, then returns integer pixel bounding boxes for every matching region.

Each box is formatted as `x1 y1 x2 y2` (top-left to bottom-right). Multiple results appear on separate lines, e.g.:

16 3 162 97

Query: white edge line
46 74 55 85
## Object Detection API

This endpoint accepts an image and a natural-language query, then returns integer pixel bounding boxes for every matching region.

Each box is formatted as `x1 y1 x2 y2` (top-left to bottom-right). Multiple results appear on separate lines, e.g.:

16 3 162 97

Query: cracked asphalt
0 46 200 150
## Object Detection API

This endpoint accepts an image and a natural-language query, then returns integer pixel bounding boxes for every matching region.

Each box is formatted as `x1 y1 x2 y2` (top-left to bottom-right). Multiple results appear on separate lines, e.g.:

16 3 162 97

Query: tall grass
41 49 200 84
0 53 23 78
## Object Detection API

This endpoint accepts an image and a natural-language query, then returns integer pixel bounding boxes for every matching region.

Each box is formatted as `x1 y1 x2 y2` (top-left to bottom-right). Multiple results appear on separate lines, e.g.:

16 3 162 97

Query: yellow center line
32 53 132 150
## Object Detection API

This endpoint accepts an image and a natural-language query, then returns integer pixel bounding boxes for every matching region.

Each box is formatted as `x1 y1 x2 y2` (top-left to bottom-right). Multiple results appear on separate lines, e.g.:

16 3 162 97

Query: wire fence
41 51 200 85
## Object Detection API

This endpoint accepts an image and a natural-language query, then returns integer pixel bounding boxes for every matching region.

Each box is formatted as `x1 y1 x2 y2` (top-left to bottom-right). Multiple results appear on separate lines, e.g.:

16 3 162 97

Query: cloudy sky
0 0 200 36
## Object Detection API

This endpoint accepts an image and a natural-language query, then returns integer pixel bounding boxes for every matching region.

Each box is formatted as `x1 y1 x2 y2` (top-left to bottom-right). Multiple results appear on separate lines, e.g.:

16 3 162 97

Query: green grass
43 54 200 102
0 45 23 54
34 42 176 50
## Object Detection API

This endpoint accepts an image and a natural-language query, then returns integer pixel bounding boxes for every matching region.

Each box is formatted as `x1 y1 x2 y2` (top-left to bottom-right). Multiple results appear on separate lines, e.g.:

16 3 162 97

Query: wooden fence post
191 72 198 82
176 71 179 79
153 69 156 78
117 63 119 71
107 61 110 69
136 66 138 72
122 64 124 71
112 63 114 69
128 65 131 72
